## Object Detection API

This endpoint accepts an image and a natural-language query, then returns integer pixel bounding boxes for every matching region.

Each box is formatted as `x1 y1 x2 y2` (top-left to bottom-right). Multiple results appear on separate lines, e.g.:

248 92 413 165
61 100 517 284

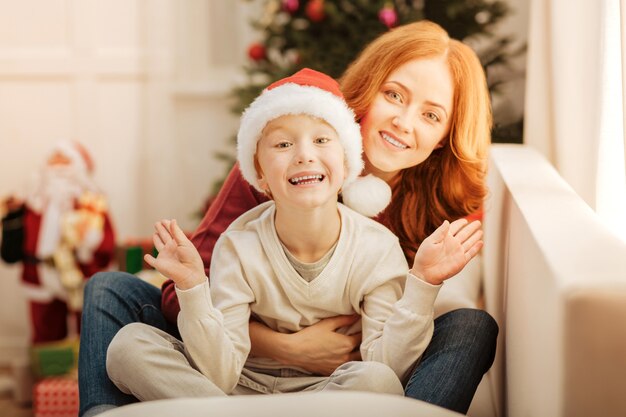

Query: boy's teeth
382 133 408 149
289 174 324 185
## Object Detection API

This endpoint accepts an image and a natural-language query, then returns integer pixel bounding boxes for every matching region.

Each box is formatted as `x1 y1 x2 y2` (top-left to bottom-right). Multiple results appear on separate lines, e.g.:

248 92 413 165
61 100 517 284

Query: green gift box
31 339 79 377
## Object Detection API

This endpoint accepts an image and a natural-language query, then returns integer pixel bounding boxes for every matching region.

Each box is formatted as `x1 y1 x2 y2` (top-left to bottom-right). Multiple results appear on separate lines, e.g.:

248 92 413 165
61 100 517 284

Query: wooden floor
0 392 32 417
0 372 32 417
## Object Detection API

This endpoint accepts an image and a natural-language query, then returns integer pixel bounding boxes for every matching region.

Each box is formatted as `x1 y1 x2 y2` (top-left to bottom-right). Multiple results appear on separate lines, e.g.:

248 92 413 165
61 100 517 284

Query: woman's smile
380 131 410 150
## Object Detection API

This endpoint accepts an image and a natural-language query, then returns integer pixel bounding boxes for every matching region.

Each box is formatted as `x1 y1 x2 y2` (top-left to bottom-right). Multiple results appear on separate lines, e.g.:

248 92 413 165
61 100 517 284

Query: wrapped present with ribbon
33 377 78 417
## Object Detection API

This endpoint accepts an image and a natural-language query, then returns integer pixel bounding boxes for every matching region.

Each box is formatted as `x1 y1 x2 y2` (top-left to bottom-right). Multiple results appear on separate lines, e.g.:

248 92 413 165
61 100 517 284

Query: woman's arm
161 163 268 323
249 315 362 376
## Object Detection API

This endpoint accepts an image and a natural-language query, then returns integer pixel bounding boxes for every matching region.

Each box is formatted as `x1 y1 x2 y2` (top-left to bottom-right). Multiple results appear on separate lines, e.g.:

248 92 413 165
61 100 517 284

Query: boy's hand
410 219 483 286
144 219 206 290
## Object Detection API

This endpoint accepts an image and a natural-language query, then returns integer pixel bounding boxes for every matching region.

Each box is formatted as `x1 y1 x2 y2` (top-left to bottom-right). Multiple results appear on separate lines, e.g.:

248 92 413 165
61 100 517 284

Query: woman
78 20 497 417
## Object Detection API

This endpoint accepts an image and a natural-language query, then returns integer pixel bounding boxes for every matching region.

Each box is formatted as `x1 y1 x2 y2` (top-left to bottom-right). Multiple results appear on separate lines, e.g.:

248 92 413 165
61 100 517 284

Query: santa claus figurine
0 141 115 343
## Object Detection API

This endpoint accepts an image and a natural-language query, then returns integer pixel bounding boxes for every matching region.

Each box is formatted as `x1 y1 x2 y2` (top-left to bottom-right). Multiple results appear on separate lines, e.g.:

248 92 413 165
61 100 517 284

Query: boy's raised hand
410 219 483 286
144 219 206 290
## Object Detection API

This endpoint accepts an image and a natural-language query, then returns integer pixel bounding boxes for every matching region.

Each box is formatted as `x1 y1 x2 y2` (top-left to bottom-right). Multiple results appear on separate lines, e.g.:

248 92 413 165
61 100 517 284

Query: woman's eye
315 137 330 144
385 90 403 103
425 112 440 122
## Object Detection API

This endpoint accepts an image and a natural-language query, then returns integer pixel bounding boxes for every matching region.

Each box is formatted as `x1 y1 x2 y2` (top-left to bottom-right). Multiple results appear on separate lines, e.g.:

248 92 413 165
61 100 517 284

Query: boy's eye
315 137 330 144
385 90 403 103
276 141 292 148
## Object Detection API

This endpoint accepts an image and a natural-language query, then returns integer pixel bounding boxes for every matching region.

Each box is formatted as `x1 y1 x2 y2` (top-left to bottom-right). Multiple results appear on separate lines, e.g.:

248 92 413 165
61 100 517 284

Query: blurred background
3 2 626 417
0 0 529 361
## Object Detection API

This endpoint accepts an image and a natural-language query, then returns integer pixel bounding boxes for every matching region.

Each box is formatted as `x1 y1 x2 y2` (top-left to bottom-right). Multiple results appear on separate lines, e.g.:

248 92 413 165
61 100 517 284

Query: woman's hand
410 219 483 286
144 219 206 290
249 315 362 376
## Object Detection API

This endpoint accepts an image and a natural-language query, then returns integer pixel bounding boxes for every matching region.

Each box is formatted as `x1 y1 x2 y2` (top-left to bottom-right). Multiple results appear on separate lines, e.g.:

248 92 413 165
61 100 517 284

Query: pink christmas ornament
282 0 299 14
378 6 398 28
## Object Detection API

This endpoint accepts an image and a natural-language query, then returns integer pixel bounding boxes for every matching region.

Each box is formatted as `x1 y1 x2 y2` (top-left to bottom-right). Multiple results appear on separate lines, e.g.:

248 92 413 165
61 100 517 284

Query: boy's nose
294 143 316 164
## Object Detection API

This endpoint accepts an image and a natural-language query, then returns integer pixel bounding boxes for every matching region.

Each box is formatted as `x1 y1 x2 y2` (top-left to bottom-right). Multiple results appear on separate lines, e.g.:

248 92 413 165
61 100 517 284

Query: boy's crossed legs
106 323 403 400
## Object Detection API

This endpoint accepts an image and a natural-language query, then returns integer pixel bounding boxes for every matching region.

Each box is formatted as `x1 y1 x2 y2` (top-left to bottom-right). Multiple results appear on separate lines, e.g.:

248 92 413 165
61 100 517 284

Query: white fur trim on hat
342 174 392 218
237 83 363 191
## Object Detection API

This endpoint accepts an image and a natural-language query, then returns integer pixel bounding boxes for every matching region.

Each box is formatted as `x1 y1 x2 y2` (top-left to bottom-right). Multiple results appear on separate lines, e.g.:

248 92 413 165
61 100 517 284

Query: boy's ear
257 174 269 193
254 157 270 193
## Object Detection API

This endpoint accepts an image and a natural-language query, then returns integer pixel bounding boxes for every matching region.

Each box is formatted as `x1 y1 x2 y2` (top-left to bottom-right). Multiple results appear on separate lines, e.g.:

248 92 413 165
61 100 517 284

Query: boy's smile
288 173 325 186
255 114 346 210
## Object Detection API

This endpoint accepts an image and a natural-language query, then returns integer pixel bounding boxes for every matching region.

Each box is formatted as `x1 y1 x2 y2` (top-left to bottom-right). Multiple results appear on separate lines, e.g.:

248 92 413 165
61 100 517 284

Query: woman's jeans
78 272 498 416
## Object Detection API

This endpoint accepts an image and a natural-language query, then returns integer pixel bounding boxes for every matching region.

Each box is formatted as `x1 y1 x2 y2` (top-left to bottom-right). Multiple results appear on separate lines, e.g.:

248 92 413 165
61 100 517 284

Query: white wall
0 0 257 362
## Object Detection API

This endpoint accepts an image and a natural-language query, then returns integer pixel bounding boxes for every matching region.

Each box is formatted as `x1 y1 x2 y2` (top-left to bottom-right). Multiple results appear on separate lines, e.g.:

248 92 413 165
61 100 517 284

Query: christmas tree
207 0 523 200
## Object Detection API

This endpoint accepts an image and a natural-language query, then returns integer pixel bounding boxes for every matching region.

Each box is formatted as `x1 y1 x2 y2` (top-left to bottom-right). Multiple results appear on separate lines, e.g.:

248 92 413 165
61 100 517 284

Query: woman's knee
436 308 498 369
438 309 498 343
85 271 138 301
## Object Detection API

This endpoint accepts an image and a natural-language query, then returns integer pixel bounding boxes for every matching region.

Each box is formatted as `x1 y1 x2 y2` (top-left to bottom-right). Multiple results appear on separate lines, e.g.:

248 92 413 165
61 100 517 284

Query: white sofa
478 144 626 417
99 391 463 417
102 144 626 417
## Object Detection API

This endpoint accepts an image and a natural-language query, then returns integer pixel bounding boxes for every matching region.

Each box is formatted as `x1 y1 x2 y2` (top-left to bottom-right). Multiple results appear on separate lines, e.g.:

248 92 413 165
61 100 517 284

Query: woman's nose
392 113 413 134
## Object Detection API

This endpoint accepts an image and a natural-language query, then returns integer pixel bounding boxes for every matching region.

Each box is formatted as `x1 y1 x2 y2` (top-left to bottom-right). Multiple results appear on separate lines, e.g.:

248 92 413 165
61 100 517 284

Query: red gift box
34 377 79 417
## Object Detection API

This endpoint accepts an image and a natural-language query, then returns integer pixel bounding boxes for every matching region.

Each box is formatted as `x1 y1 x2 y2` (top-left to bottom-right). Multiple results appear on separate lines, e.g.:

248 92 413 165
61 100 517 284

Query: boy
106 69 482 399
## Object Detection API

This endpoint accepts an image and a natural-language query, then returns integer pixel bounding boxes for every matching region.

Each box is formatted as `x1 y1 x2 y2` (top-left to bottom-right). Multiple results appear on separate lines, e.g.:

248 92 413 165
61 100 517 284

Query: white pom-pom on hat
342 174 392 218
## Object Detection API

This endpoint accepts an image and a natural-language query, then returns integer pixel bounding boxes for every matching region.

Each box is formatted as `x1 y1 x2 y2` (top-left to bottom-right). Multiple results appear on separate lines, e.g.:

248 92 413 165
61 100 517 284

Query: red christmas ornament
305 0 325 23
282 0 299 14
247 43 266 62
378 5 398 28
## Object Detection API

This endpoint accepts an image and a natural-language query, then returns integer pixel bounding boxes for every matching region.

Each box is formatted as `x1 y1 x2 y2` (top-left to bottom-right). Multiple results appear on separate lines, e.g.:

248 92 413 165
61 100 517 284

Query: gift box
116 238 157 274
33 377 79 417
31 338 79 378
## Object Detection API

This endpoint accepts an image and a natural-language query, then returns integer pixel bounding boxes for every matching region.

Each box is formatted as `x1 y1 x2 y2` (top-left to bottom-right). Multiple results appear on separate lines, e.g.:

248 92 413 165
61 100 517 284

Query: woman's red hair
340 20 492 261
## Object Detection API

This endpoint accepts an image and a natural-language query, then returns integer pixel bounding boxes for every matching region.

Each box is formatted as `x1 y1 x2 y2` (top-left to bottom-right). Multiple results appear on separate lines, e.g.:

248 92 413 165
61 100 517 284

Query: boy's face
256 114 346 209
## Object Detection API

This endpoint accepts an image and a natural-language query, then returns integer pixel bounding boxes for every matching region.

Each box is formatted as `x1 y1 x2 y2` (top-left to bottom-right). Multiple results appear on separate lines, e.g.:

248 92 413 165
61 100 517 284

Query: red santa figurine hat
51 140 95 174
237 68 391 217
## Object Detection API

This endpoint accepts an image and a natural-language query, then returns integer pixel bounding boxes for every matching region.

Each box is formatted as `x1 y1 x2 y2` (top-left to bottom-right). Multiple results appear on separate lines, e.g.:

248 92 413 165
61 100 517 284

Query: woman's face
359 56 454 182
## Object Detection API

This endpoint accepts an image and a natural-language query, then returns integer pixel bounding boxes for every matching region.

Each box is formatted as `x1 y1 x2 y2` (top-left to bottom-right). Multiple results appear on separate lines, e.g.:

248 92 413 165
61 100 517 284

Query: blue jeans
79 272 497 416
78 272 180 417
405 308 498 414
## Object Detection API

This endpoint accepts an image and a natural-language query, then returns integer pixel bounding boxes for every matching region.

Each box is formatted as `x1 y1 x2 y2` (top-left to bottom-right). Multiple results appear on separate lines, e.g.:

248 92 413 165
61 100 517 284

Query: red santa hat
50 140 95 173
237 68 391 217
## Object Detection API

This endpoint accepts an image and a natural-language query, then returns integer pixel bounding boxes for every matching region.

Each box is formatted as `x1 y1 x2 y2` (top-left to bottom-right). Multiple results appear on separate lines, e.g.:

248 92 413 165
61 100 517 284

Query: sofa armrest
483 144 626 417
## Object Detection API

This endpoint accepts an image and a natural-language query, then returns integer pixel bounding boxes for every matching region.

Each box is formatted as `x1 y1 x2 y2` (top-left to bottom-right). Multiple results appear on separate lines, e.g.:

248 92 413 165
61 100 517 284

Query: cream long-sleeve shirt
176 202 441 394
